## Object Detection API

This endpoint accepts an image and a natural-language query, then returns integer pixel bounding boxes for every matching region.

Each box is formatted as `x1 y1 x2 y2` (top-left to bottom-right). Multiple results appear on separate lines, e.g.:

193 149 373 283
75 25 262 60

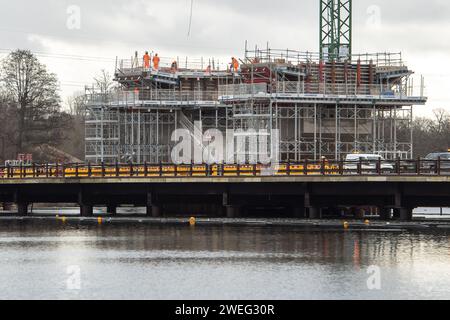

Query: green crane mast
320 0 352 61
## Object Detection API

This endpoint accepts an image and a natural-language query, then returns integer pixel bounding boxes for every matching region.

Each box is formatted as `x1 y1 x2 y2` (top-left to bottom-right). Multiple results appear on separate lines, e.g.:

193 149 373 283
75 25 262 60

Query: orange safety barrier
1 159 448 179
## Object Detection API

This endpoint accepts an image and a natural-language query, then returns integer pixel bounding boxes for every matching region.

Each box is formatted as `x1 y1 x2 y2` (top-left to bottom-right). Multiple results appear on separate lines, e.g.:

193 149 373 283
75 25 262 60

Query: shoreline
1 215 450 231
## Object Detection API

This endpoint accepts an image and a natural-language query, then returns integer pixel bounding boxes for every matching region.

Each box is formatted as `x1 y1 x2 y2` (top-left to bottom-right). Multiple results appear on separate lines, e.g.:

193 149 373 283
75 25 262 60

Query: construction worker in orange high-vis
143 51 150 69
231 57 239 72
153 53 160 70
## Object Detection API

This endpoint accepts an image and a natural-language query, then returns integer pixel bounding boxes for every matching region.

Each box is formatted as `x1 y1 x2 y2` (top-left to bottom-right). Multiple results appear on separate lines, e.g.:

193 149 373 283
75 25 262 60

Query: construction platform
85 48 427 164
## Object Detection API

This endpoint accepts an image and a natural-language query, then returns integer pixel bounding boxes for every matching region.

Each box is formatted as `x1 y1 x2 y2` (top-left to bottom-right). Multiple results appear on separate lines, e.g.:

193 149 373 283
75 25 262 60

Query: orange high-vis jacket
232 58 239 71
143 54 150 68
153 56 160 69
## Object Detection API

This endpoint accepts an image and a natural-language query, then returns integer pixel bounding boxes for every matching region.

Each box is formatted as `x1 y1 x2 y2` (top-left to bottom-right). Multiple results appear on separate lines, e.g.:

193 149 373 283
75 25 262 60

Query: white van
344 154 394 173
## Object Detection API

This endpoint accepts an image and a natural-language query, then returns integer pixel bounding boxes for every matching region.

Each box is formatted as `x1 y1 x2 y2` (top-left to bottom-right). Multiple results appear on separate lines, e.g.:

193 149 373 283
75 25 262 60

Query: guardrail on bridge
1 159 450 179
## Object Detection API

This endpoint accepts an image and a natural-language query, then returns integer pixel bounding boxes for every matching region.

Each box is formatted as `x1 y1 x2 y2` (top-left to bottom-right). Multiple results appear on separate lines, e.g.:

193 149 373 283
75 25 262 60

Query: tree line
412 109 450 156
0 50 112 163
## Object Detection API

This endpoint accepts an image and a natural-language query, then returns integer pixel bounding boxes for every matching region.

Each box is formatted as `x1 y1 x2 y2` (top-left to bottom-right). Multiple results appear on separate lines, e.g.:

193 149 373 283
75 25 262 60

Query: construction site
84 1 427 165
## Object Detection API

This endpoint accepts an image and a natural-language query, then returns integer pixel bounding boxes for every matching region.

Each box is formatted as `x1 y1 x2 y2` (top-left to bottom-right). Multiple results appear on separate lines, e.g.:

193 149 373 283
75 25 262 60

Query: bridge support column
147 205 161 217
223 191 240 218
392 208 400 219
399 208 413 221
17 203 28 216
81 205 93 217
226 206 241 218
107 205 117 215
146 191 161 217
379 207 391 220
78 188 93 217
293 206 307 218
308 207 321 219
304 191 320 219
217 205 226 217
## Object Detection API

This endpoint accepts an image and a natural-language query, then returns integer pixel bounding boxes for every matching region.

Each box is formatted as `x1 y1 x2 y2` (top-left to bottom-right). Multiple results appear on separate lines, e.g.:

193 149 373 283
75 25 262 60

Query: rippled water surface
0 221 449 300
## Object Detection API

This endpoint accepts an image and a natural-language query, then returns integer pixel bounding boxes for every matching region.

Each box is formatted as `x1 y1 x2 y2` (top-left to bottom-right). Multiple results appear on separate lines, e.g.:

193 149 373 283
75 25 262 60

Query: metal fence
244 48 405 67
1 159 450 179
117 56 229 73
218 82 424 98
86 89 221 105
218 83 268 96
275 82 417 97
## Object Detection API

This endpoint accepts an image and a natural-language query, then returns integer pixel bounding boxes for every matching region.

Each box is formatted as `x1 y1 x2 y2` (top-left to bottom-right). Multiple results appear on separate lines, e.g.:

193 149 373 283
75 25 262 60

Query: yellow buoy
364 219 370 225
61 216 66 223
343 221 349 229
97 217 103 224
189 217 196 226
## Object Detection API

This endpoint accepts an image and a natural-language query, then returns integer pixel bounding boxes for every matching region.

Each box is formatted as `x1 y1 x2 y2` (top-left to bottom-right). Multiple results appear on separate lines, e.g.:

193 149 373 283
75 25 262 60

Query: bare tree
431 108 450 134
94 69 114 94
0 89 16 161
66 91 86 118
60 91 86 160
0 50 69 156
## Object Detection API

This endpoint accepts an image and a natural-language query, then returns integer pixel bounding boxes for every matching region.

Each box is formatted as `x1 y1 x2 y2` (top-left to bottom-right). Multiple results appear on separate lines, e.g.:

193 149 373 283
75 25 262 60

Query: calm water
0 221 449 300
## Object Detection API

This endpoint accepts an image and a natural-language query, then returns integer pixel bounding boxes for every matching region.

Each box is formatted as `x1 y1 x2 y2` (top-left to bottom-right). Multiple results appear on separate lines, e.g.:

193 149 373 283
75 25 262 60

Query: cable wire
187 0 194 37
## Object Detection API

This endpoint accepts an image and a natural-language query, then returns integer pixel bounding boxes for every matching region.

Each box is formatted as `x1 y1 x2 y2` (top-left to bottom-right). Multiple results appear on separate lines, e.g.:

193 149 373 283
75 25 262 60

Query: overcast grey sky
0 0 449 117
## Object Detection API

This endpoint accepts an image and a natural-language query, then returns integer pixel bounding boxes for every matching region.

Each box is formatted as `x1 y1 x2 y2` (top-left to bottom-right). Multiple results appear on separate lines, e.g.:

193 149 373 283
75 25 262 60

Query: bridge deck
1 162 449 221
1 175 450 185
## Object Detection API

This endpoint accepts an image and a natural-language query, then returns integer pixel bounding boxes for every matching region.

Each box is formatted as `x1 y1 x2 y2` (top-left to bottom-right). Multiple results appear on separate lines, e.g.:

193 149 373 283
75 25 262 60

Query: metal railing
275 82 401 97
218 82 425 99
116 56 229 73
245 48 405 67
1 159 450 179
218 83 268 96
86 89 220 105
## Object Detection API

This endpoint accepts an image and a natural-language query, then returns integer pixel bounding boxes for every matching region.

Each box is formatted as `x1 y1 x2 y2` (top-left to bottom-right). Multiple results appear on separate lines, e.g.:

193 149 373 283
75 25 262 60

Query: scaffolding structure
85 47 427 164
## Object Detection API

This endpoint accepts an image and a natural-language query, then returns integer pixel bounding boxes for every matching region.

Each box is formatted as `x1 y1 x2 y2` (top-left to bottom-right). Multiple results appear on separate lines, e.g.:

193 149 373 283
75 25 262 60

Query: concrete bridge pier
217 205 226 217
222 192 241 218
304 191 321 219
308 207 321 219
14 190 29 216
147 205 161 217
293 206 307 218
379 207 392 220
226 206 241 218
146 191 161 217
80 204 93 217
78 189 93 217
399 208 413 221
392 209 400 220
17 203 29 216
107 205 117 215
393 188 414 221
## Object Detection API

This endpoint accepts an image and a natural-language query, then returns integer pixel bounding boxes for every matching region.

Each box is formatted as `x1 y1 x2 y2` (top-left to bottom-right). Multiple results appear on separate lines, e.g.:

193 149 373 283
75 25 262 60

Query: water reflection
0 221 449 299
